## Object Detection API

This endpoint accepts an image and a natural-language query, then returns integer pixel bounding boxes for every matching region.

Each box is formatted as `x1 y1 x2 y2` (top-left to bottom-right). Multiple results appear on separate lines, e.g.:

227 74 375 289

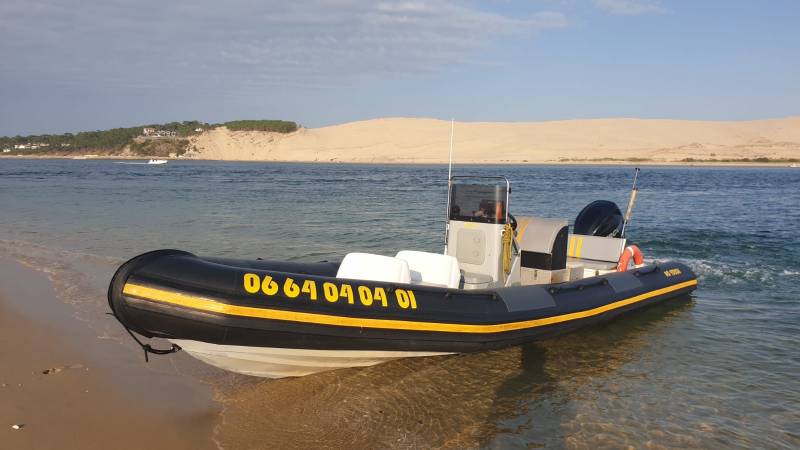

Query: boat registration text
242 273 417 309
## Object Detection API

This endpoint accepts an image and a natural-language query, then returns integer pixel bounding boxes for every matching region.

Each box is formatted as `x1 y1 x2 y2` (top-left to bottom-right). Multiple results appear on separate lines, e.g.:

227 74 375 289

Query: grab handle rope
123 326 181 362
109 313 181 362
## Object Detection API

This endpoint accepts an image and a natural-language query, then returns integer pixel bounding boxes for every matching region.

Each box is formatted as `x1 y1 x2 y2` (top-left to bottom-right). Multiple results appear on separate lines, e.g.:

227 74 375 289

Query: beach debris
11 424 24 430
42 364 85 375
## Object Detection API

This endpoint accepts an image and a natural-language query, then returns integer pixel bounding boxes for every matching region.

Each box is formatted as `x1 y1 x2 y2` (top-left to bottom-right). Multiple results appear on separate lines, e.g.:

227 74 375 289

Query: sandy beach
184 117 800 164
0 258 221 450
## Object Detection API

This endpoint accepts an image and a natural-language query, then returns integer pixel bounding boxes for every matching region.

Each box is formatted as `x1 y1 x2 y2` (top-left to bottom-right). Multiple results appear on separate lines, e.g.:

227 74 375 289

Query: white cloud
593 0 666 15
0 0 567 89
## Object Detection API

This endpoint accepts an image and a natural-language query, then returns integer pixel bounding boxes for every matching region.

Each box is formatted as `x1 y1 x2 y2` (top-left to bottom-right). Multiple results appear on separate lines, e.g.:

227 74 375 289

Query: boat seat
336 253 412 284
462 271 493 289
566 257 618 271
395 250 461 289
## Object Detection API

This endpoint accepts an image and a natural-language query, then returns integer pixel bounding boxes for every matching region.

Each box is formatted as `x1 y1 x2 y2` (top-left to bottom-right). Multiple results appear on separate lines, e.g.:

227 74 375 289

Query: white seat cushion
395 250 461 289
336 253 411 284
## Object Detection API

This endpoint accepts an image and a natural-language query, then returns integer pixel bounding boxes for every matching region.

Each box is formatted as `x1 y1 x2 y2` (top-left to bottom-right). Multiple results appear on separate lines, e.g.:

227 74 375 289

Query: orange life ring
617 245 644 272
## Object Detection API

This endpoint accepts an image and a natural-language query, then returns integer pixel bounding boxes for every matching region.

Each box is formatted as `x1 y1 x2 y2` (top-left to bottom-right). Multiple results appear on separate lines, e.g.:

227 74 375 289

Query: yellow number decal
663 268 682 277
373 287 388 307
340 284 354 304
283 278 300 298
261 275 279 296
358 286 373 306
243 273 260 294
396 289 410 309
323 282 339 303
245 275 410 308
301 280 318 300
395 289 417 309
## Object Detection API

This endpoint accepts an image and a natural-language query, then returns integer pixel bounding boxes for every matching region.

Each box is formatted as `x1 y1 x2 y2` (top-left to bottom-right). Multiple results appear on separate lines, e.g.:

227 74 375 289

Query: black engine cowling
574 200 623 237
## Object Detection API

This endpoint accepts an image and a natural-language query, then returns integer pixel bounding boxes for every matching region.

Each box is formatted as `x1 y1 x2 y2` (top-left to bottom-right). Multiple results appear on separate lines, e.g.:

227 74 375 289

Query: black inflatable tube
108 250 697 353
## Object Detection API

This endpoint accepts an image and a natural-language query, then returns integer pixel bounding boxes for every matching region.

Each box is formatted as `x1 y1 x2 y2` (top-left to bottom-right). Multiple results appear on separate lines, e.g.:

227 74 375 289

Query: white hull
170 339 451 378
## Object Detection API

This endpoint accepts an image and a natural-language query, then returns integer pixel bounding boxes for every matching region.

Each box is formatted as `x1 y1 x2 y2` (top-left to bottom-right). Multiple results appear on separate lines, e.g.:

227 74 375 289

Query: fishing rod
620 167 640 238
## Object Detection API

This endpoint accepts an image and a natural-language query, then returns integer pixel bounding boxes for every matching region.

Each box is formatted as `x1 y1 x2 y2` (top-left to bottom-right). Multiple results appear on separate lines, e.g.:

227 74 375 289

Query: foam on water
682 258 776 285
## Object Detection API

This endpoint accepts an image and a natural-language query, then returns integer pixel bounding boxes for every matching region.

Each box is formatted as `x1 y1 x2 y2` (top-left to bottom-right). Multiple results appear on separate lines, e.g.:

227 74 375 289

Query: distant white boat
113 159 169 165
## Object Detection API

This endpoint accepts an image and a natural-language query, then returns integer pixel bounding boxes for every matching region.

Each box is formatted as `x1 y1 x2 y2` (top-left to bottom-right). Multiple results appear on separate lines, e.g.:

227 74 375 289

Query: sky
1 0 798 136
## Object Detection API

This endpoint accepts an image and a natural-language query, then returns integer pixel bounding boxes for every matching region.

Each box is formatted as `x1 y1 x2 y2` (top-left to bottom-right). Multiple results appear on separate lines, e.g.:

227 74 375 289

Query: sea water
0 159 798 449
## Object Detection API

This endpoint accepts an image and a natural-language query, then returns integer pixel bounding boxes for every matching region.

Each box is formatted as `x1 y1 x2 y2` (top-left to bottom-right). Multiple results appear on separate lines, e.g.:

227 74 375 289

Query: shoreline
0 257 222 450
2 155 798 168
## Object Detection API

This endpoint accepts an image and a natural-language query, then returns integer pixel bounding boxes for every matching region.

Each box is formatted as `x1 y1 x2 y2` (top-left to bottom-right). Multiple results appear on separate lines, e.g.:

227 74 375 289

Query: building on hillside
194 127 204 132
143 128 177 138
2 148 10 153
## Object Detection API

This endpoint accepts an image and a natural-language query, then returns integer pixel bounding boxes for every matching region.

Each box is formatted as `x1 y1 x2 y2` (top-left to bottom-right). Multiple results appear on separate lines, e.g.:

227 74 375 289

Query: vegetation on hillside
559 156 800 164
0 119 298 156
680 157 800 163
129 139 191 157
223 120 298 133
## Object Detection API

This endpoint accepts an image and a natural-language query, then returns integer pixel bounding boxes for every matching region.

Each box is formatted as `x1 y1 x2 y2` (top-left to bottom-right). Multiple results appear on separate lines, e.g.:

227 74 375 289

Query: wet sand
0 258 221 450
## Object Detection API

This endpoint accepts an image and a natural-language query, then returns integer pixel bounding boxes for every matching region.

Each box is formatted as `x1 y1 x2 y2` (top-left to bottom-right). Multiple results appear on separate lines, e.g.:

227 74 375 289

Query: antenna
447 118 454 184
444 119 455 253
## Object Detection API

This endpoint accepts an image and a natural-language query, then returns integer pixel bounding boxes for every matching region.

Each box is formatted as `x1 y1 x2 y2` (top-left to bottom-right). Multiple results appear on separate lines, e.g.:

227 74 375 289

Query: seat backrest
566 234 627 262
336 253 412 284
396 250 461 289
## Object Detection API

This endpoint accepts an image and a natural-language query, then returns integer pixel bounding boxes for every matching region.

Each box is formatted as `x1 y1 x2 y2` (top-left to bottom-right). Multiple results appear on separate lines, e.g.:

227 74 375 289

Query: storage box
521 268 570 285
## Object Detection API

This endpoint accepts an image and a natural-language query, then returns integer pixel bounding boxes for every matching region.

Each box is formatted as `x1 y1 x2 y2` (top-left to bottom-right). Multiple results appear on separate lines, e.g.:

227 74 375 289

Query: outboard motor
574 200 623 237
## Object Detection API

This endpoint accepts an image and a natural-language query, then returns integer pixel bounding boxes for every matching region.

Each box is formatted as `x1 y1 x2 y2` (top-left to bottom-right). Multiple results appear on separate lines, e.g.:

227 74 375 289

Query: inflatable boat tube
109 250 696 370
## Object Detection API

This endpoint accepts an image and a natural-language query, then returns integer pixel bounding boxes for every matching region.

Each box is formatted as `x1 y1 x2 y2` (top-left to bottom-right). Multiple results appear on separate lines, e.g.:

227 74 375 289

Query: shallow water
1 159 798 449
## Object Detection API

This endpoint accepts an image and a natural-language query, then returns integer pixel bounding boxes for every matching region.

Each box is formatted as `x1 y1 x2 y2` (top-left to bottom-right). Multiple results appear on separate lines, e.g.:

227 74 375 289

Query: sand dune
186 117 800 163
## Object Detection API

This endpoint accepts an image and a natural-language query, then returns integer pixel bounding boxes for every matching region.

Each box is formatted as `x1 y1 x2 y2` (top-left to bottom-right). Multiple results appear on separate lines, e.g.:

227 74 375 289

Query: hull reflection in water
213 297 693 450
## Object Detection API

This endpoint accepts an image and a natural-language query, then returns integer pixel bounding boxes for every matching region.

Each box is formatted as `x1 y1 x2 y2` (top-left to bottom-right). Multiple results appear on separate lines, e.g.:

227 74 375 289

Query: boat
147 159 168 165
108 174 697 378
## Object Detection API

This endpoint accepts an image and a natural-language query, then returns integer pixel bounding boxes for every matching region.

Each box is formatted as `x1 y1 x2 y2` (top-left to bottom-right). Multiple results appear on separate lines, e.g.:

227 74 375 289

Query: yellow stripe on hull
122 279 697 334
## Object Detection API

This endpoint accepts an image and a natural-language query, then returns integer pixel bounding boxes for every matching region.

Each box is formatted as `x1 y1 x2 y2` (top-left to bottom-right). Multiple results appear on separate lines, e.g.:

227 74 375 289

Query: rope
108 313 181 362
502 222 513 275
123 326 181 362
